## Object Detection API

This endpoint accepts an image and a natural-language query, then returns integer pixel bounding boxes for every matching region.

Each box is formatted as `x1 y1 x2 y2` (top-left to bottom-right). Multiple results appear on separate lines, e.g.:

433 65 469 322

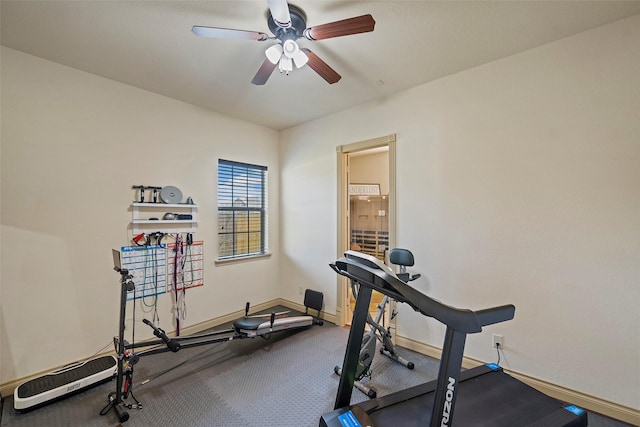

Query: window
217 159 268 259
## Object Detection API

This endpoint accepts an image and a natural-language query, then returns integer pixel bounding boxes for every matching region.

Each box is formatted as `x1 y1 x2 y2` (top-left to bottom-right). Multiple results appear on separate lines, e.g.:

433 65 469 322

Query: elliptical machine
334 248 421 398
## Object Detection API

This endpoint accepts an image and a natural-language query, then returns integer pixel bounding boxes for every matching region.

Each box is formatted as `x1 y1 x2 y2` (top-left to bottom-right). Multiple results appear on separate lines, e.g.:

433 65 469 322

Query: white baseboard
396 335 640 426
275 298 336 325
177 298 334 337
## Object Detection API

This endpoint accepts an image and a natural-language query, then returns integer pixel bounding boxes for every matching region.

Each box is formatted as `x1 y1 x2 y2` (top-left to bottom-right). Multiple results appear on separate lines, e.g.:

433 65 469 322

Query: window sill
215 252 272 266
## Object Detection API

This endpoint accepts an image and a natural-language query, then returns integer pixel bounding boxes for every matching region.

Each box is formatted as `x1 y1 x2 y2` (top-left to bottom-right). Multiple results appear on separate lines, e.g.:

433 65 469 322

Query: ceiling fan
192 0 375 85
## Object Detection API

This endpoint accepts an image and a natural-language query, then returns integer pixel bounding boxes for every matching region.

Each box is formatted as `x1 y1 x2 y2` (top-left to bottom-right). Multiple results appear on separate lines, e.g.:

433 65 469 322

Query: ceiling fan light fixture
282 39 298 58
281 39 308 69
293 50 308 68
265 44 283 64
279 56 293 74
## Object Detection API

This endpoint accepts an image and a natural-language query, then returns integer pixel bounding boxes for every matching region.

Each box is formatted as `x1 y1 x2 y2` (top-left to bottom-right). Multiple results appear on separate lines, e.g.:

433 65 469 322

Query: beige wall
349 151 389 195
0 47 280 383
280 15 640 409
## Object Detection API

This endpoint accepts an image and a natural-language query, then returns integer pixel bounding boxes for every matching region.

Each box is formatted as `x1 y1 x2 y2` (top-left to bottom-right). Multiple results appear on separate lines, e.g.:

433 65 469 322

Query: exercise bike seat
389 248 414 267
390 248 421 282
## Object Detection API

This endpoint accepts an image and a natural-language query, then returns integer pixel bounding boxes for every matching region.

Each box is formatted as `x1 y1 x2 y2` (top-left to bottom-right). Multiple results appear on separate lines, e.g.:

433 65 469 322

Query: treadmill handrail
331 252 514 333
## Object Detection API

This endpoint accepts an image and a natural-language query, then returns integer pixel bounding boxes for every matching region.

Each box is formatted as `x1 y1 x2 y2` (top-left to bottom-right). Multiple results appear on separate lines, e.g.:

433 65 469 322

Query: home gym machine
104 250 323 423
334 248 420 398
321 250 588 427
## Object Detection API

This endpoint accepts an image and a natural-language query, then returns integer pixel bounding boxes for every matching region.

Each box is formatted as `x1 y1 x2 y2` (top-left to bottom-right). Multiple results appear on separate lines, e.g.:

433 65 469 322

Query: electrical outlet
298 286 303 295
492 334 504 348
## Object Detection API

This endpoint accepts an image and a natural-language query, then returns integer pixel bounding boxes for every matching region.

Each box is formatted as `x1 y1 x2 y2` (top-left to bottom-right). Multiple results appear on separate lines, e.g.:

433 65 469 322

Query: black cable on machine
141 246 158 312
181 233 194 288
141 242 162 324
138 344 224 387
153 244 159 324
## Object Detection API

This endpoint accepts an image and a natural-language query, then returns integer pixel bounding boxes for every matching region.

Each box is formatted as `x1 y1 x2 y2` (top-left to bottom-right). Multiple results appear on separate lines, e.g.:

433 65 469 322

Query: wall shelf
131 202 198 234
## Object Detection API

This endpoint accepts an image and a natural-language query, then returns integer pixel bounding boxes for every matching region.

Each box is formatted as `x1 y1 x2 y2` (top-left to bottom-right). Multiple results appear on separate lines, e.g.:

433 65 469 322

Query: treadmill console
344 250 399 279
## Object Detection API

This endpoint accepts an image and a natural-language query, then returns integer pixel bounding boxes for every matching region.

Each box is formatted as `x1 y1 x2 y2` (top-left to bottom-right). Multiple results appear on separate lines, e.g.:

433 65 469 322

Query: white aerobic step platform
14 355 117 410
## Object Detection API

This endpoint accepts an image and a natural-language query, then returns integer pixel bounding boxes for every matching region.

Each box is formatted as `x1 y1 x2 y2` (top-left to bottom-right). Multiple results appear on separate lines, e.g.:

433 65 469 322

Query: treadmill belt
369 369 585 427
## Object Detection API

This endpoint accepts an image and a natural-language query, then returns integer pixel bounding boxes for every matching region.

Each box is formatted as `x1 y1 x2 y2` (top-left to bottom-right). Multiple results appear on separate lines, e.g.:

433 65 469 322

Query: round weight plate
160 186 182 204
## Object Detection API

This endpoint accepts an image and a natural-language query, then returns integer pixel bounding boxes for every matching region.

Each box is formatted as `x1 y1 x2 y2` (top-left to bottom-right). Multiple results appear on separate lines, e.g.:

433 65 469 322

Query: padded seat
233 317 264 331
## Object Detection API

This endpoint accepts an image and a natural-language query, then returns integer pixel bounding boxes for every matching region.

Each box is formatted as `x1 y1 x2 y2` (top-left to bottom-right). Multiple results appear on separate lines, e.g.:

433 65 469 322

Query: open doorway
336 134 396 327
347 149 389 322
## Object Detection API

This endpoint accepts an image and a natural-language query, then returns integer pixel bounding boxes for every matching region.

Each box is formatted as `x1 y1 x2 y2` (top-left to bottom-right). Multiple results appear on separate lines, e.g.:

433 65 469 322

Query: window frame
216 159 269 263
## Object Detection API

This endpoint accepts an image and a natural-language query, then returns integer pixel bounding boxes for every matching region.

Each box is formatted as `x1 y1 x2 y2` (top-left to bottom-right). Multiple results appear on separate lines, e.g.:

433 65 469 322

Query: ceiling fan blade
192 26 268 41
300 48 341 84
267 0 292 28
303 14 375 41
251 58 278 85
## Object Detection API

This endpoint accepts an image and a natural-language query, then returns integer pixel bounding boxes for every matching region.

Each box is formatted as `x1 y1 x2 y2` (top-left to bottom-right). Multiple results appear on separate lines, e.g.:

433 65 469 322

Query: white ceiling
2 1 640 130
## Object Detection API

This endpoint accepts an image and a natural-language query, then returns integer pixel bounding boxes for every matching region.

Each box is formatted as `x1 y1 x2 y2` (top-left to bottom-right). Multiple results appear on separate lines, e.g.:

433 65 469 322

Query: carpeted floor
0 322 634 426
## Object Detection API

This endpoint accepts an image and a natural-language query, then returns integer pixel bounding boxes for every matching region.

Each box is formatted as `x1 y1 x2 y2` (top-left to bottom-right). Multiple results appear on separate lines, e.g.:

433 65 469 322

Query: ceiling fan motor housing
268 4 307 41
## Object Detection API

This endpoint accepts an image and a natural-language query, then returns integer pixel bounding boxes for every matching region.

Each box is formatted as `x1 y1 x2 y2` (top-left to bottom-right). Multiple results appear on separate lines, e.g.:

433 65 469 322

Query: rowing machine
102 249 323 423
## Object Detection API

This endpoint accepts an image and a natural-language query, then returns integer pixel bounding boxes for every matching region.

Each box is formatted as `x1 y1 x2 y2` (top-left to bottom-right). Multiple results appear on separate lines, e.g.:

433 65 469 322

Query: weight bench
233 289 324 337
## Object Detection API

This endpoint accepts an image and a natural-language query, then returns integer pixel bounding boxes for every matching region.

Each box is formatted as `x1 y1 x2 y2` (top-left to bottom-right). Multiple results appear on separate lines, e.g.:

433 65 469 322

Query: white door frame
336 134 396 326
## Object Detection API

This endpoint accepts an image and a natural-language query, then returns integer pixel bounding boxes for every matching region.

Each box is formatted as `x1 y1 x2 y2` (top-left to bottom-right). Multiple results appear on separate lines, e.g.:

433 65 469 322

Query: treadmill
320 251 587 427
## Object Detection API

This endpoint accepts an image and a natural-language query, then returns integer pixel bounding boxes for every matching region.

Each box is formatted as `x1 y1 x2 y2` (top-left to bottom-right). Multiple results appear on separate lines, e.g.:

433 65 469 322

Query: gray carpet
0 322 634 426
